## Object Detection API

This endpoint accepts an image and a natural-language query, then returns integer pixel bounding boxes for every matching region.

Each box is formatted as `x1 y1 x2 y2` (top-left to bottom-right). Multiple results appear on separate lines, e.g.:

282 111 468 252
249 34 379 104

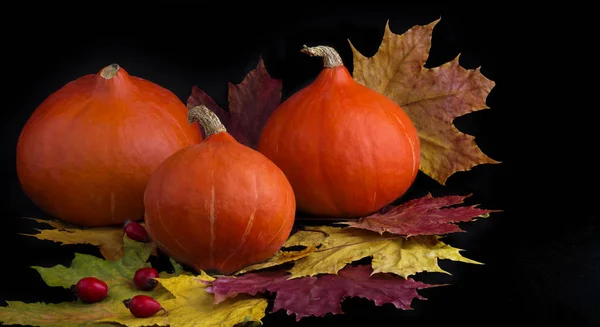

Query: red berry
123 295 166 318
71 277 108 303
133 267 160 291
124 219 149 242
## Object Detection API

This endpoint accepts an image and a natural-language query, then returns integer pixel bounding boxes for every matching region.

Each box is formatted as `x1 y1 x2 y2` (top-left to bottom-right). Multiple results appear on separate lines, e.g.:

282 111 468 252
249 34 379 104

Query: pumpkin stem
301 45 343 68
100 64 120 79
188 105 227 137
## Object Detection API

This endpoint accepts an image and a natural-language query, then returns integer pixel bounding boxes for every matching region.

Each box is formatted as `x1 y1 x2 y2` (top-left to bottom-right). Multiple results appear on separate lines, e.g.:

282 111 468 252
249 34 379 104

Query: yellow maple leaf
0 236 167 327
284 229 328 248
99 274 268 327
21 217 158 260
350 19 499 185
21 217 125 260
287 226 480 279
0 234 264 327
226 229 330 275
0 301 125 327
233 246 317 275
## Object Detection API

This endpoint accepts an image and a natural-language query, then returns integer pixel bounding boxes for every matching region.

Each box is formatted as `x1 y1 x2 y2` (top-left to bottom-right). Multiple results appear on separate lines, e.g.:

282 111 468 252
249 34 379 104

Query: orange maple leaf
350 19 500 185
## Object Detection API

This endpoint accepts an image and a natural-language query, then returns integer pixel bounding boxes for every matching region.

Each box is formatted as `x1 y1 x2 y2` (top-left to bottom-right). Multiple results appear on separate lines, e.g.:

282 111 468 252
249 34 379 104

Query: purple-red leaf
206 265 435 321
342 194 494 237
187 57 282 148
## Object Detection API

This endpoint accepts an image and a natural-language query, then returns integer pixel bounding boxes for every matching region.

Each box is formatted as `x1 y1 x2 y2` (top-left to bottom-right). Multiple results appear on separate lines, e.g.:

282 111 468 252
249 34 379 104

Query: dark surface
1 3 597 327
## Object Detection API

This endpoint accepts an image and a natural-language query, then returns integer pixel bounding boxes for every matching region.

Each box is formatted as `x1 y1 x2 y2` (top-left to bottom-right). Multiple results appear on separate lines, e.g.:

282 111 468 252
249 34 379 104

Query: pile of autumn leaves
0 19 498 327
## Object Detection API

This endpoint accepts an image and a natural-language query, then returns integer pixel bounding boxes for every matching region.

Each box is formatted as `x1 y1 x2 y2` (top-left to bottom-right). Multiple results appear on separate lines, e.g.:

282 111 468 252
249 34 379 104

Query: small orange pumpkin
16 64 203 227
144 105 296 275
258 45 420 218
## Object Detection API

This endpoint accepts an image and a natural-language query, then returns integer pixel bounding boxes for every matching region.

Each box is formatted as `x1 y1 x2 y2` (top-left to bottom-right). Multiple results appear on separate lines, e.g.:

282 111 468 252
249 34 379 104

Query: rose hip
71 277 108 303
123 295 167 318
133 267 160 291
124 219 149 242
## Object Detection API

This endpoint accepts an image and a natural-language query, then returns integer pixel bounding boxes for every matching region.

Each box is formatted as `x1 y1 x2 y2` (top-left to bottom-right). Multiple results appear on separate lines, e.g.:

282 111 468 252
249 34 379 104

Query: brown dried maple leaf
207 264 436 321
350 19 499 185
340 193 495 237
187 57 282 149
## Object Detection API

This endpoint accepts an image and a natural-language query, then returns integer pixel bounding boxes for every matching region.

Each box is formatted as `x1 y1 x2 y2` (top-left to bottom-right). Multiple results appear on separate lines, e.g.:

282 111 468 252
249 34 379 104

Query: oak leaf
341 193 494 237
99 274 268 327
21 217 125 261
207 264 435 321
350 19 499 184
186 57 282 149
286 226 479 278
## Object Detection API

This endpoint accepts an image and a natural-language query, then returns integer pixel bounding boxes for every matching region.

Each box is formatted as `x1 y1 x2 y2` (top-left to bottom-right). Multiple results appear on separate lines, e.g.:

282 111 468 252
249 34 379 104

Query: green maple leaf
0 235 265 327
0 236 169 327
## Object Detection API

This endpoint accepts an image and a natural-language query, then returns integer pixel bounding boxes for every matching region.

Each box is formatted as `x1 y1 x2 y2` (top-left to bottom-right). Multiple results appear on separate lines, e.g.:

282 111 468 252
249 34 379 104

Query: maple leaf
0 236 263 327
161 257 193 278
0 301 119 327
0 235 165 327
99 274 268 327
20 217 158 260
207 264 436 321
227 231 329 275
340 193 495 237
233 246 317 275
350 19 499 185
284 229 328 248
285 226 479 279
187 57 282 149
21 217 125 261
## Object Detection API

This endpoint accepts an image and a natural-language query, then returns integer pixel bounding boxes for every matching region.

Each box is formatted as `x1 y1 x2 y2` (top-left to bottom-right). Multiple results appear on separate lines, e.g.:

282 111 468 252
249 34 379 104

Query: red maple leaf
340 194 495 237
187 57 282 149
206 265 436 321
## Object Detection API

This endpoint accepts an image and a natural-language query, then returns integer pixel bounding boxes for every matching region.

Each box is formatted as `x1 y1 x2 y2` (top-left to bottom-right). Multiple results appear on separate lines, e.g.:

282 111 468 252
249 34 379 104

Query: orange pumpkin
143 105 296 275
16 64 203 227
258 45 420 218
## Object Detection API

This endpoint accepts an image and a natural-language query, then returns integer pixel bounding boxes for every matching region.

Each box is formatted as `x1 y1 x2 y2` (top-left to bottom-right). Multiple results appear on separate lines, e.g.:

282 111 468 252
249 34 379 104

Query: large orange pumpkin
16 64 203 227
144 105 296 275
258 45 420 218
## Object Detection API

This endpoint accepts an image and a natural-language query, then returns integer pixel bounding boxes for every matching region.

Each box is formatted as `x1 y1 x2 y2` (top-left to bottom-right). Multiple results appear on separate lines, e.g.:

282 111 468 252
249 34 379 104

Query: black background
1 3 597 327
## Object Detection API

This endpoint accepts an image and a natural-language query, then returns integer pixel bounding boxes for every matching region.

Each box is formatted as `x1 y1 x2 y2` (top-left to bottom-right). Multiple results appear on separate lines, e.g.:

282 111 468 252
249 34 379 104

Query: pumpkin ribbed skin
144 106 296 275
16 64 203 227
258 46 420 218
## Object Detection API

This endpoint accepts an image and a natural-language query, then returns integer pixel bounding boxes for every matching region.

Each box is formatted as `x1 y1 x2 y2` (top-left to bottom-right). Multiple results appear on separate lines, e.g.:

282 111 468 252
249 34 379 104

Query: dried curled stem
100 63 120 79
188 105 226 137
301 45 344 68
